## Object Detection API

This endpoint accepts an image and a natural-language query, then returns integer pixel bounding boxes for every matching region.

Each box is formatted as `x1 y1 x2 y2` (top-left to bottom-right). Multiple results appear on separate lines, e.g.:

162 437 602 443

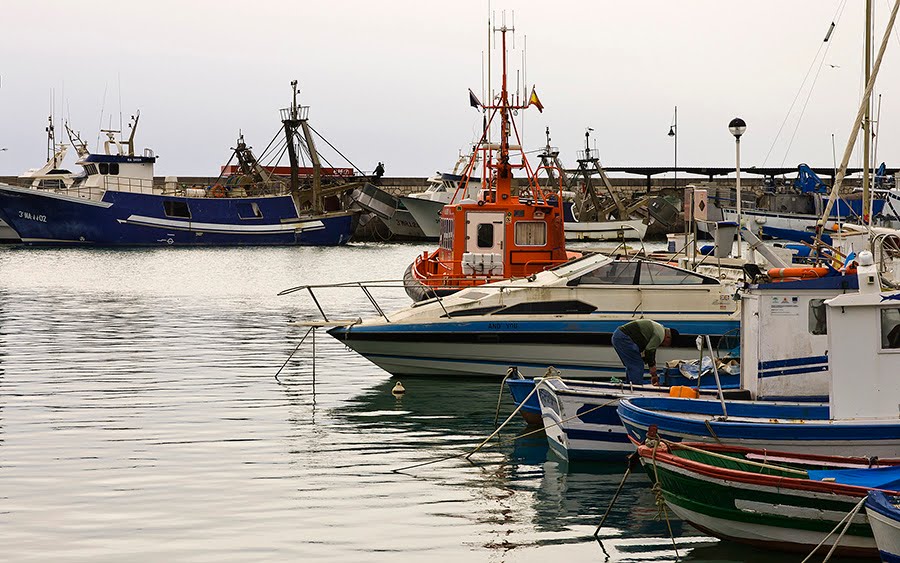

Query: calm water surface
0 244 867 562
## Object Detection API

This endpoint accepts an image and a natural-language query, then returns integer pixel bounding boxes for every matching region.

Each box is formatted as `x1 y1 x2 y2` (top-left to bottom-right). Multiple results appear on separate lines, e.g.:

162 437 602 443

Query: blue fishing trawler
0 82 359 246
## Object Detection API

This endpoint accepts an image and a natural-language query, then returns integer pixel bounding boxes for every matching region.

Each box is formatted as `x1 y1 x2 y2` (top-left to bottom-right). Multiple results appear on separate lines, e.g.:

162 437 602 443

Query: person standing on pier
612 320 678 385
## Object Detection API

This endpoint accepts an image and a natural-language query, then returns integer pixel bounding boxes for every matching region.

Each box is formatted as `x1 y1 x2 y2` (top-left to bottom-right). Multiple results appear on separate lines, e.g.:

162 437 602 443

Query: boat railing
577 148 600 161
279 279 416 325
103 175 155 194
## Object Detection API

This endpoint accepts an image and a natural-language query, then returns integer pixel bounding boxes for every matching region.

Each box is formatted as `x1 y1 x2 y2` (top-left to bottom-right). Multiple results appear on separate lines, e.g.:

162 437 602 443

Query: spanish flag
529 86 543 113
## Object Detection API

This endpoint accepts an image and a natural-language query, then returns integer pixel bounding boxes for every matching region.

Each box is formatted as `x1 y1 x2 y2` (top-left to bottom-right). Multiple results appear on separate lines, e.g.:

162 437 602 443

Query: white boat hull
400 196 444 239
722 208 838 233
330 333 733 379
564 220 647 241
868 506 900 561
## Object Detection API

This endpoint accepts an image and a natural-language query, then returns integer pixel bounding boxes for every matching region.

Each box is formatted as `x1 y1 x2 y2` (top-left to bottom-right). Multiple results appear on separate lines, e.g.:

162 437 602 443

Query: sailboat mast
863 0 872 220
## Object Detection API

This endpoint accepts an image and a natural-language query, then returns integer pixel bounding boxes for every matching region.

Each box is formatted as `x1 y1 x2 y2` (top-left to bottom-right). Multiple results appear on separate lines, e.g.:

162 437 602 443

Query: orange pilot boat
404 24 577 301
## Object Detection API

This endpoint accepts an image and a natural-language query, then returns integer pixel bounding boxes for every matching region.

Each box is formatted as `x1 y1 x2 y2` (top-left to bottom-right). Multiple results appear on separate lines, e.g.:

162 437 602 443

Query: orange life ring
210 184 226 198
767 267 829 280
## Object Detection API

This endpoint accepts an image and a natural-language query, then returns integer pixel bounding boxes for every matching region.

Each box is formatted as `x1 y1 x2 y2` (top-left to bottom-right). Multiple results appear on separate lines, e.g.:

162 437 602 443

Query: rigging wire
762 0 848 167
307 123 365 174
779 37 839 167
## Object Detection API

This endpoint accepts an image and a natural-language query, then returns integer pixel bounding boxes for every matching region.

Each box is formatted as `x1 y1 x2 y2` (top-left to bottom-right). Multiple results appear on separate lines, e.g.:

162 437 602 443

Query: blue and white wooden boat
535 376 745 461
618 251 900 458
867 491 900 562
0 85 359 247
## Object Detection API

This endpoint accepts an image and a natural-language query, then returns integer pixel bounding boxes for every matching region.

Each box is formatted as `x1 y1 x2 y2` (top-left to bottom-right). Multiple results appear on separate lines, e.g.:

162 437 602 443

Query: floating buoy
392 381 406 396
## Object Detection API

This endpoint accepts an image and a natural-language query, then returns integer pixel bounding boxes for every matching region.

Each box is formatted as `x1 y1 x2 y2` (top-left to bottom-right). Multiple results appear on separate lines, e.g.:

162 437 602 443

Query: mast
282 80 314 213
863 0 873 220
46 114 56 167
496 24 512 200
281 80 323 214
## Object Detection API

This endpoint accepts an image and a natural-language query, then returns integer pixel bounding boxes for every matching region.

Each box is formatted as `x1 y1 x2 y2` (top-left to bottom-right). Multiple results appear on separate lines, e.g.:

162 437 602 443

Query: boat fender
669 386 700 399
391 381 406 395
210 184 227 198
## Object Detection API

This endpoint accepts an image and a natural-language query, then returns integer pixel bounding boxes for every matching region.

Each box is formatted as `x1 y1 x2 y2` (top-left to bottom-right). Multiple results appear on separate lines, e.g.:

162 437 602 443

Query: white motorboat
327 252 741 378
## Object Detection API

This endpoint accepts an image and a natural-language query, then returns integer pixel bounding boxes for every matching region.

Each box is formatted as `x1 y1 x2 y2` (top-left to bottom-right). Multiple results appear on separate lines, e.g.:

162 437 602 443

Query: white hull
668 502 875 552
722 208 838 233
400 196 444 239
333 336 730 379
868 506 900 560
564 220 647 241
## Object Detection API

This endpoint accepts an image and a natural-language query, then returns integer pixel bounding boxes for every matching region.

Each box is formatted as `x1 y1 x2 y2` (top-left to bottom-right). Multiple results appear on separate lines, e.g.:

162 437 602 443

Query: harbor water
0 244 867 562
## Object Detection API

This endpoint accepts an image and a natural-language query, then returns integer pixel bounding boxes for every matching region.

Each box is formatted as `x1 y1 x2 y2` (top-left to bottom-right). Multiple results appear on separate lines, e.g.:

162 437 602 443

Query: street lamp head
668 126 676 137
728 117 747 139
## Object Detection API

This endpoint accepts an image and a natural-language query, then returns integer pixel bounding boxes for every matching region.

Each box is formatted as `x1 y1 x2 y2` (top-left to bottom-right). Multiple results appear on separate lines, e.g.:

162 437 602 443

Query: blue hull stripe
759 365 828 378
759 355 829 370
337 319 738 335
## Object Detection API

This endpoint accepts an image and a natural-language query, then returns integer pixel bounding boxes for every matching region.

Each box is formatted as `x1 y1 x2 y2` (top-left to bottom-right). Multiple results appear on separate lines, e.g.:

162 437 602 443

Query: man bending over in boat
612 320 678 386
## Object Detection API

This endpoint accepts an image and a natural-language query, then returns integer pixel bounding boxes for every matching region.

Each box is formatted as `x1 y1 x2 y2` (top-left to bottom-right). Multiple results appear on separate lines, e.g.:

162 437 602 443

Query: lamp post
668 106 677 191
728 117 746 258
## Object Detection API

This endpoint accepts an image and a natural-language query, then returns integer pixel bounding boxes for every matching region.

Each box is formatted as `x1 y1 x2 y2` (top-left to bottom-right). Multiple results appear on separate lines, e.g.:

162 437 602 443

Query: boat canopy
807 465 900 490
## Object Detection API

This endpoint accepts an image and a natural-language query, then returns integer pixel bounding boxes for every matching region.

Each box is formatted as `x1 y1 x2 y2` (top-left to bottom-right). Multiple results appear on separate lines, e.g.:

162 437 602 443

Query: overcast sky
1 1 898 178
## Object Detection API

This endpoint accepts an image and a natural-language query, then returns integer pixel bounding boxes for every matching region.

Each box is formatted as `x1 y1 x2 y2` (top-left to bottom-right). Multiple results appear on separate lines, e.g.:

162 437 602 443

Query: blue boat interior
807 467 900 492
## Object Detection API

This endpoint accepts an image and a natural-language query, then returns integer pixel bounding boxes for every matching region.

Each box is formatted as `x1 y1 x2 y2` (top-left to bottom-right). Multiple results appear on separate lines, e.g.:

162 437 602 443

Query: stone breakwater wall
0 175 864 198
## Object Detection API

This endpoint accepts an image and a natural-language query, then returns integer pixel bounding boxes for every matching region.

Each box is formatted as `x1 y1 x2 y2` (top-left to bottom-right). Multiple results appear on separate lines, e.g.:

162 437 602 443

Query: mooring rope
392 396 619 473
492 368 515 428
649 440 681 561
800 495 867 563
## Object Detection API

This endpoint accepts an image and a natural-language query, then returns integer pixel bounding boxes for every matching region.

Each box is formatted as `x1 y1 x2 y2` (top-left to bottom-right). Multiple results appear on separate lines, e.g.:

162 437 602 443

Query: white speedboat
328 252 741 378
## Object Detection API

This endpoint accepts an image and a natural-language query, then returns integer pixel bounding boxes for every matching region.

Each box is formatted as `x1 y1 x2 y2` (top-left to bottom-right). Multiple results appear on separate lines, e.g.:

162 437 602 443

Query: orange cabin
411 187 570 292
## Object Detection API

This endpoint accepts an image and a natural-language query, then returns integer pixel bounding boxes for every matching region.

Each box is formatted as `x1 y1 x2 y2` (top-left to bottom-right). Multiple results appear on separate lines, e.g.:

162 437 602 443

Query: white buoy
392 381 406 395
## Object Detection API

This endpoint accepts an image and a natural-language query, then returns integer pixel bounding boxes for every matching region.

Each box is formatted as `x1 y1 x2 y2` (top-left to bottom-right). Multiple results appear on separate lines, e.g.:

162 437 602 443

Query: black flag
468 88 482 109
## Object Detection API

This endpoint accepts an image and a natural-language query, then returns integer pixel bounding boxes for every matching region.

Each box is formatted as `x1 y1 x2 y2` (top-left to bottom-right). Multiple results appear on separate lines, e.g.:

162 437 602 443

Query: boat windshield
570 260 718 286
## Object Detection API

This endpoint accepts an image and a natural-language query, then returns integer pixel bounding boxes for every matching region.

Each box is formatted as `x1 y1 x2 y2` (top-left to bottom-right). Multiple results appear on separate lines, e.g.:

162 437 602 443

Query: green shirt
619 319 666 368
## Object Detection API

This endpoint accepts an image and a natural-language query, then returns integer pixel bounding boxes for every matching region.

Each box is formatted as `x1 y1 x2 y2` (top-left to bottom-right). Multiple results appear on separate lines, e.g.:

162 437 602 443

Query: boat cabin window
570 260 718 286
37 179 65 189
573 261 639 285
84 164 98 175
515 221 547 246
163 200 192 219
440 218 454 251
238 202 263 219
638 262 716 285
98 162 120 175
809 299 828 335
476 224 494 248
880 308 900 349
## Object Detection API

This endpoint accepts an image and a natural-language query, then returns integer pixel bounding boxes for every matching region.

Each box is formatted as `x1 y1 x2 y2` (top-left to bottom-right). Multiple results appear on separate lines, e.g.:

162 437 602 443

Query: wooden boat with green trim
634 435 900 556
